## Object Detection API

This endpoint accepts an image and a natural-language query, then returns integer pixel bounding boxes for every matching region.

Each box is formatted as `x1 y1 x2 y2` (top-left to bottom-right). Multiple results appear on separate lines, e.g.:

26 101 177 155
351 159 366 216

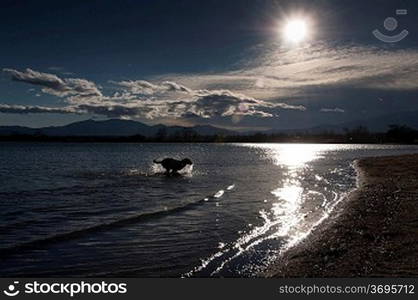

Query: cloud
48 66 64 71
159 44 418 99
162 81 193 93
110 80 306 119
320 107 345 113
0 103 151 118
0 104 77 114
179 90 305 119
0 103 147 119
2 68 305 121
3 68 102 99
113 80 160 95
75 90 305 120
112 80 192 95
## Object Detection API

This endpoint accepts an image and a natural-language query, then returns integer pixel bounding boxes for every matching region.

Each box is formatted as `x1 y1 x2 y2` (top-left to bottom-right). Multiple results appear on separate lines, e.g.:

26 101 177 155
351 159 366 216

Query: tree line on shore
1 124 418 144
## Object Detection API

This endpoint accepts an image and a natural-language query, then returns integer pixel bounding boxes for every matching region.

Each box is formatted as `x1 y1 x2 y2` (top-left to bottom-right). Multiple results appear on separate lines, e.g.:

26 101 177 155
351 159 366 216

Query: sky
0 0 417 130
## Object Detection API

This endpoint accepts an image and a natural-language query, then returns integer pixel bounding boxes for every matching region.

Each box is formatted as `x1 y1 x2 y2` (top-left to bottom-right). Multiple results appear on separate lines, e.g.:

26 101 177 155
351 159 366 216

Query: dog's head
182 158 193 165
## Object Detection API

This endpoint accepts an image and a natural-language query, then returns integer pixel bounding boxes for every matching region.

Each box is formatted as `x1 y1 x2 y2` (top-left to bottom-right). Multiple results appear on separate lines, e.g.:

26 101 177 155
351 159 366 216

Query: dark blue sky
1 0 417 129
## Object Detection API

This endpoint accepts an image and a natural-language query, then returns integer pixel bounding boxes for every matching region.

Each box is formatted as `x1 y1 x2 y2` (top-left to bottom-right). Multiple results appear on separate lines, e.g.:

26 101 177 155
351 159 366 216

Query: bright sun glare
283 19 308 43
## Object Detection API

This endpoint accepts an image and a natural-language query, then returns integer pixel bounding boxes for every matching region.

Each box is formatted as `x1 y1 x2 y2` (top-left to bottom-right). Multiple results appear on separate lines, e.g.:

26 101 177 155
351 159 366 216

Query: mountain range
0 119 234 137
0 110 417 137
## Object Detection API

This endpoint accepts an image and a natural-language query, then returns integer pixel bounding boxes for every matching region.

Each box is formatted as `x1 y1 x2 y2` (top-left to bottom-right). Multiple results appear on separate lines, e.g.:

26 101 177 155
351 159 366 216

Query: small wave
73 164 195 180
0 184 86 199
214 190 225 198
227 184 235 191
213 183 235 199
0 199 204 257
0 183 236 258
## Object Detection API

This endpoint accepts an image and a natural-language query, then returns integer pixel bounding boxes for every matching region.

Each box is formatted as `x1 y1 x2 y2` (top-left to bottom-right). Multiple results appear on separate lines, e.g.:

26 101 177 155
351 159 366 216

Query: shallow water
1 142 418 277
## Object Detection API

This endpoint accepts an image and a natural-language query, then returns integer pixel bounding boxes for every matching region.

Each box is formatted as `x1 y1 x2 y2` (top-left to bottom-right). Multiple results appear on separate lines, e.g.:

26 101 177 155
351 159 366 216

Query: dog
153 158 193 175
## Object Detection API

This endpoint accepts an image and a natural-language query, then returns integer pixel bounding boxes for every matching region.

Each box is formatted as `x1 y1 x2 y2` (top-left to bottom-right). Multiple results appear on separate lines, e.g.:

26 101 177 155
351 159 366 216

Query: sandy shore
266 154 418 277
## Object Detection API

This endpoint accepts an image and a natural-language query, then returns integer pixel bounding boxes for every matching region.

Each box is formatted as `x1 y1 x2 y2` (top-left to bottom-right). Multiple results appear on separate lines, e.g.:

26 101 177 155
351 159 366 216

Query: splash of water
150 162 194 177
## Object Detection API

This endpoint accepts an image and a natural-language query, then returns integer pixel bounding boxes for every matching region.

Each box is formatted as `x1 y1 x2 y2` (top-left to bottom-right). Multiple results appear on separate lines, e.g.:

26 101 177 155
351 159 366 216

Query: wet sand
266 154 418 277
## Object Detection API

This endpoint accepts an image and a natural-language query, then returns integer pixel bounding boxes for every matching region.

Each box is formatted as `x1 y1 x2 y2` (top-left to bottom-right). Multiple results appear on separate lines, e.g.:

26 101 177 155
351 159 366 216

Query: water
1 143 418 277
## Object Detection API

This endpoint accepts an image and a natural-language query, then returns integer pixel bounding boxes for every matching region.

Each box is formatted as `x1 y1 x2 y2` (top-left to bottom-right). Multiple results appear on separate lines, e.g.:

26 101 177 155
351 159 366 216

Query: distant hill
1 110 417 139
0 119 234 137
264 110 418 135
340 110 418 132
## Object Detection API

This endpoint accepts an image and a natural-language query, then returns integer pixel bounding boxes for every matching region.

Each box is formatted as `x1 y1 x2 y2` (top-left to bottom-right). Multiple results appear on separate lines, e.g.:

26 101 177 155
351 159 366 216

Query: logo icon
373 9 409 43
3 281 20 297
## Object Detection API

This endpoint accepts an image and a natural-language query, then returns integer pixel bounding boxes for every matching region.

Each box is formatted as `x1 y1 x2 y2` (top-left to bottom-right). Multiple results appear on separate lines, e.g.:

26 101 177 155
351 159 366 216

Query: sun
283 19 308 43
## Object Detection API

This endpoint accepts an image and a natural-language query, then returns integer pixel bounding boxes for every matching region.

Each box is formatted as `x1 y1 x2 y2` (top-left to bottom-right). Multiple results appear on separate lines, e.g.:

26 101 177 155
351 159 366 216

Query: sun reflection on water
271 183 304 237
269 144 321 169
186 144 355 277
266 144 322 239
229 144 342 268
248 143 332 168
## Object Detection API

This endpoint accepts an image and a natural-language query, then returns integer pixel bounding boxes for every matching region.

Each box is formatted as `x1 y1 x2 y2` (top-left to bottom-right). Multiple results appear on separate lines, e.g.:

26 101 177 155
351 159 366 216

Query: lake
1 143 418 277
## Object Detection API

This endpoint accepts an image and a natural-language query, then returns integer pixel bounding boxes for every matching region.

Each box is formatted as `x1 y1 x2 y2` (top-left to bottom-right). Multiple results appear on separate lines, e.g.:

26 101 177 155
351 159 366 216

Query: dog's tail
153 159 162 164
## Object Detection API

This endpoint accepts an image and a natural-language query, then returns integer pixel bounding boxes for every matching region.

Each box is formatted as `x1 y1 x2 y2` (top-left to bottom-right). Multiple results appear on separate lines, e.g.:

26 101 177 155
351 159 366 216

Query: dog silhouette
153 158 193 175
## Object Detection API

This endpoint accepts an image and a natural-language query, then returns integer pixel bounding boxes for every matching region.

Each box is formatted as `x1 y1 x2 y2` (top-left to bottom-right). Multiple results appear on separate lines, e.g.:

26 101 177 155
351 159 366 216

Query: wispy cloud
160 44 418 99
0 104 77 114
320 107 345 113
113 80 193 95
3 68 102 101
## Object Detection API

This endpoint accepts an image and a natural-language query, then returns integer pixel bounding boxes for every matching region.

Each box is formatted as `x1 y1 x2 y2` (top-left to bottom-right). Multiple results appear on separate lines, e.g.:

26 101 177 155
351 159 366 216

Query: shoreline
265 154 418 277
